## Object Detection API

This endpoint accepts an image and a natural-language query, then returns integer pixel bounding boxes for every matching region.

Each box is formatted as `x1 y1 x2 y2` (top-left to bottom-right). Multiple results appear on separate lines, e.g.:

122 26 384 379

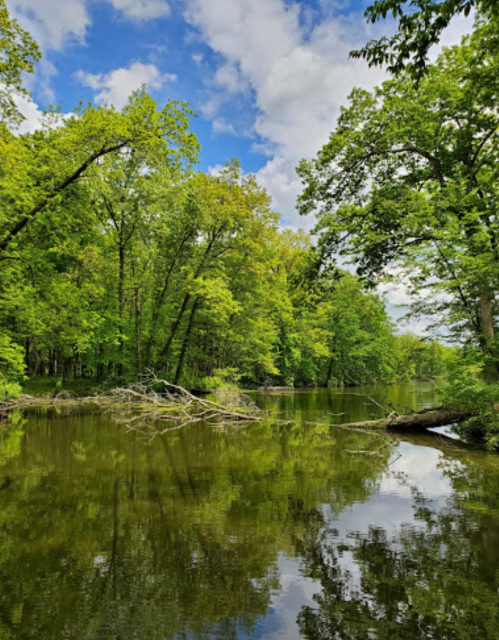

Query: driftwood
0 375 261 436
2 380 481 462
338 406 472 432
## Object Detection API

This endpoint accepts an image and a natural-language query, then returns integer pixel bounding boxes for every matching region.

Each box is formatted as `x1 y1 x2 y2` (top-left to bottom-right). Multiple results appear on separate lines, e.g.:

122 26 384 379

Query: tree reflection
0 411 389 639
298 480 499 640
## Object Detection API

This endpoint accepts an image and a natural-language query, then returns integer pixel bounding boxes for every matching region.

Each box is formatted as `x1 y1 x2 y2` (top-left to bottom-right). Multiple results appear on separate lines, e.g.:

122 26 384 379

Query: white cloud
75 62 174 109
212 117 236 135
207 164 225 177
8 0 90 51
192 53 204 64
200 96 221 119
255 155 315 231
23 58 58 104
214 63 248 94
107 0 170 21
6 0 170 52
184 0 474 233
11 94 75 135
36 60 58 103
184 0 388 229
11 94 46 134
428 10 475 60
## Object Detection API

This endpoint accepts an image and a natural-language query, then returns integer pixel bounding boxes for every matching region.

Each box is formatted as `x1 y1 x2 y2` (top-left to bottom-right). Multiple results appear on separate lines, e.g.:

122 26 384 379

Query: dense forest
0 0 455 396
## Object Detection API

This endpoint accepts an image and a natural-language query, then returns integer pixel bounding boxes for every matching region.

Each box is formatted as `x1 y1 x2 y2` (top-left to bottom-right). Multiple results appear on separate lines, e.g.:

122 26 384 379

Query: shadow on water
0 384 497 639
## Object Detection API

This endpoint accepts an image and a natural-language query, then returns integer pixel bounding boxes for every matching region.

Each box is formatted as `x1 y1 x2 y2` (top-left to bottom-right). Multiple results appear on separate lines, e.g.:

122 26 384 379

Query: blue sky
8 0 395 224
7 0 471 333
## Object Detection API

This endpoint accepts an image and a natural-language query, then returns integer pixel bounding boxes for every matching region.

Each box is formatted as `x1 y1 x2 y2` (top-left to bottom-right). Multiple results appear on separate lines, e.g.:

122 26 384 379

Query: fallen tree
0 375 261 433
338 405 472 432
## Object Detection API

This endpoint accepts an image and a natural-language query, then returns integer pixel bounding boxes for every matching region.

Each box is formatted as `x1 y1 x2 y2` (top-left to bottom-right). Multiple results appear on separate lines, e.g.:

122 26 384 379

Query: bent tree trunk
341 406 473 432
174 298 199 384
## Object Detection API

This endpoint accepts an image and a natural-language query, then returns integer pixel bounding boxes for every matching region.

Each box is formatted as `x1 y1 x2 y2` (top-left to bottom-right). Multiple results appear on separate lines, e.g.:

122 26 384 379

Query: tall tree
0 91 198 259
298 22 499 374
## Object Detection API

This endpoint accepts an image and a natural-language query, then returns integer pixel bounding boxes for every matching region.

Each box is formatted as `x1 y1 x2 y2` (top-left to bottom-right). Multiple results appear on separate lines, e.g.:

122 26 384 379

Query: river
1 383 498 639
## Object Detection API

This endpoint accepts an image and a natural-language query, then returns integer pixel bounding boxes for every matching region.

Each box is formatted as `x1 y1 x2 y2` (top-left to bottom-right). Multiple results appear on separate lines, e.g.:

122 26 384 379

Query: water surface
1 384 499 639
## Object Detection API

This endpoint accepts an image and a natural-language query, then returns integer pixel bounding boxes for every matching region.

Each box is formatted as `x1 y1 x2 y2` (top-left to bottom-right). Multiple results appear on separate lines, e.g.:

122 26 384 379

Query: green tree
0 91 198 380
0 0 40 124
154 161 281 385
298 23 499 376
0 91 198 259
352 0 498 79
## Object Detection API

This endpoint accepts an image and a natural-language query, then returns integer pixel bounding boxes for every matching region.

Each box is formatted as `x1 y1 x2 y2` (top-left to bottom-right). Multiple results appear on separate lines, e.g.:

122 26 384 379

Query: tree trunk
135 286 141 376
340 406 472 431
478 284 495 344
118 243 125 379
477 283 499 379
144 232 193 367
157 223 227 368
174 298 199 384
159 293 191 365
325 357 334 386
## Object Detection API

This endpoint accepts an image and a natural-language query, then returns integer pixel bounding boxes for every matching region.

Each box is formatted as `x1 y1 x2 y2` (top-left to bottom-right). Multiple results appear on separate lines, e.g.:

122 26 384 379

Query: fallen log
339 406 472 432
257 386 295 392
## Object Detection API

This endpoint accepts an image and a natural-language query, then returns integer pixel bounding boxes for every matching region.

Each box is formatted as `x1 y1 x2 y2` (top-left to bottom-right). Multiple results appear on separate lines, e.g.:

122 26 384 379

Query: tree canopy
0 0 450 395
298 19 499 375
351 0 498 79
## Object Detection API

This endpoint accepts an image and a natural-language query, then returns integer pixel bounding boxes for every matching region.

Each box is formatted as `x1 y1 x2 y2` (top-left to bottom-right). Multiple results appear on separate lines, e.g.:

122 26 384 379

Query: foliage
298 22 499 376
202 368 242 391
0 0 40 124
394 333 455 381
0 10 449 392
443 362 499 448
351 0 498 80
0 333 25 399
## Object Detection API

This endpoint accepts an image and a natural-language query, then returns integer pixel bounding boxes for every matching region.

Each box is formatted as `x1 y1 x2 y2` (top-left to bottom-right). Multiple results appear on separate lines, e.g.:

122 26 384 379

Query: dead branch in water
0 374 261 435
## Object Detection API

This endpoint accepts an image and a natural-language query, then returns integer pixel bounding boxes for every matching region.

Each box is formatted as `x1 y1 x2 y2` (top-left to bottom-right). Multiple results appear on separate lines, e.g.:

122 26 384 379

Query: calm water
1 384 499 639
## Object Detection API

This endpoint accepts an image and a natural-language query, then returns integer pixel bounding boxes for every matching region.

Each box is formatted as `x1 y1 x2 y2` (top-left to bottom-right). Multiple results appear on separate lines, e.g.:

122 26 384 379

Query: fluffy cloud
185 0 473 333
214 63 248 94
75 62 174 109
6 0 170 51
184 0 473 230
212 117 236 135
255 155 311 230
11 93 74 135
7 0 90 51
184 0 388 228
107 0 170 21
11 94 46 134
